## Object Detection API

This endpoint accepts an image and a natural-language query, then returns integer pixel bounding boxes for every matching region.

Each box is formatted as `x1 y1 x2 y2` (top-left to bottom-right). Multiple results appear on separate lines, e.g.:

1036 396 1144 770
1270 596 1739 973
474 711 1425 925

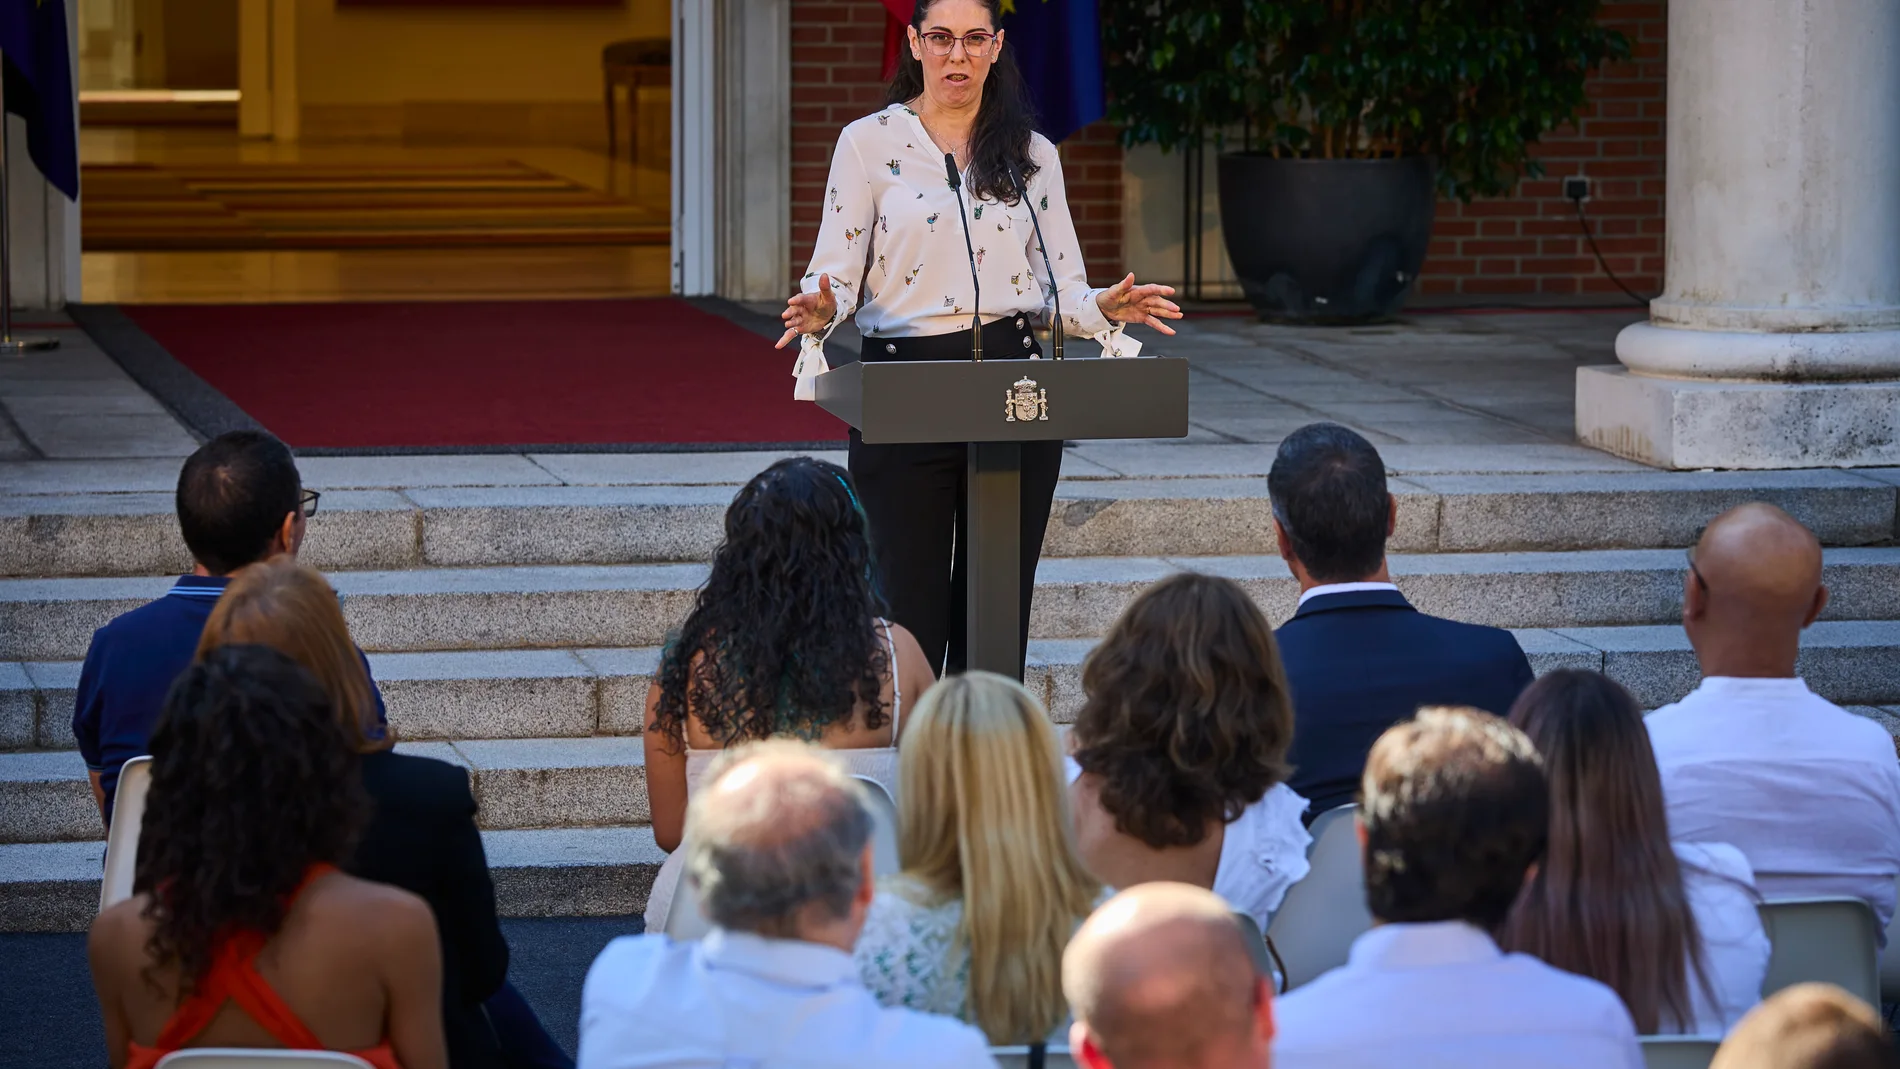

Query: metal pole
0 58 59 356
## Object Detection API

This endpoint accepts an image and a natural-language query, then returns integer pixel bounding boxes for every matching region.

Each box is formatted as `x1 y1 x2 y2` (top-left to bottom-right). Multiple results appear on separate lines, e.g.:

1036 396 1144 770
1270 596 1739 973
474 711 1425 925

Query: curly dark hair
652 457 891 748
134 644 368 992
1071 572 1296 848
888 0 1041 205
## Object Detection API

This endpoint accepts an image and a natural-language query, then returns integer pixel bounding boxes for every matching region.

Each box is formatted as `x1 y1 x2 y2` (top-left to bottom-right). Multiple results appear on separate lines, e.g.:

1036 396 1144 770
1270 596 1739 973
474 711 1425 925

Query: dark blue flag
1001 0 1104 144
0 0 76 200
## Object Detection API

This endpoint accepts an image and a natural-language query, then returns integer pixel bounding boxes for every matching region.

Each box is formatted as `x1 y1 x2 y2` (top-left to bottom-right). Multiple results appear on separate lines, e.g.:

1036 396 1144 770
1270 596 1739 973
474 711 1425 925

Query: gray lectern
817 356 1191 679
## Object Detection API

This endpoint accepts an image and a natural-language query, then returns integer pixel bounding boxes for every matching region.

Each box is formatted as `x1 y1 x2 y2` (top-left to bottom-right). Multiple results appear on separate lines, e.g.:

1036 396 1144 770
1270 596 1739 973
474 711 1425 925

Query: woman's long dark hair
1499 669 1711 1033
887 0 1040 204
134 645 368 992
652 457 890 747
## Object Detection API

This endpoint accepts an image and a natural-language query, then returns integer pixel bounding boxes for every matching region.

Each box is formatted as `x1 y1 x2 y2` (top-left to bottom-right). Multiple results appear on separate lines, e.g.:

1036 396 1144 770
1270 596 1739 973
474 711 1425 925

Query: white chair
661 774 902 942
99 755 154 912
1263 803 1371 992
1877 875 1900 1002
156 1051 375 1068
1639 1036 1721 1069
1757 897 1881 1009
989 1045 1077 1069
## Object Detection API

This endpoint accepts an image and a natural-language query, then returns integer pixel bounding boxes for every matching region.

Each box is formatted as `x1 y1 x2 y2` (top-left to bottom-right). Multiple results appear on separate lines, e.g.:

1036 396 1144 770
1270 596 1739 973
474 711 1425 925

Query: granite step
0 737 651 844
3 468 1893 578
0 825 664 933
10 547 1900 662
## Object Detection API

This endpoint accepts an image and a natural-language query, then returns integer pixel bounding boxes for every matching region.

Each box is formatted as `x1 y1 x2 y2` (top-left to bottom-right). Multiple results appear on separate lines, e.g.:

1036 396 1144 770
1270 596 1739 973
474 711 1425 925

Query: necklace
909 100 973 168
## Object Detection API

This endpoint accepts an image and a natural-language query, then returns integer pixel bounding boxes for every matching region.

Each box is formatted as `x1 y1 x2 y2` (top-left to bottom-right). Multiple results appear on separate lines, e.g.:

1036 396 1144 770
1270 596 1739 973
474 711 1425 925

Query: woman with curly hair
1067 572 1312 928
87 644 446 1069
855 671 1100 1043
643 455 936 930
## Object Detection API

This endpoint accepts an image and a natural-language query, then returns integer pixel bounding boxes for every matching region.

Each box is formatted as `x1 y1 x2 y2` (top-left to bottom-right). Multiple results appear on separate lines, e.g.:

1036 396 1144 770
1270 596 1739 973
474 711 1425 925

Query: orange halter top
125 864 402 1069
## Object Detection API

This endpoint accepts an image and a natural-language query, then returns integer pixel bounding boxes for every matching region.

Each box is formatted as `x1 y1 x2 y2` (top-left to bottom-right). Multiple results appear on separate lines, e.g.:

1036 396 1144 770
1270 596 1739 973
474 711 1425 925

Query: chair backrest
1232 911 1273 980
155 1050 376 1068
1879 876 1900 1003
662 774 902 942
1639 1036 1721 1069
1757 896 1881 1009
1263 803 1371 992
100 756 154 912
989 1046 1077 1069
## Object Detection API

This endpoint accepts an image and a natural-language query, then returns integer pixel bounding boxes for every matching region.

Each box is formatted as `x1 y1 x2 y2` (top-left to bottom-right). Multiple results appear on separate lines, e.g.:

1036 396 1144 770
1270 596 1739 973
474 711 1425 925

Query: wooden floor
80 128 672 304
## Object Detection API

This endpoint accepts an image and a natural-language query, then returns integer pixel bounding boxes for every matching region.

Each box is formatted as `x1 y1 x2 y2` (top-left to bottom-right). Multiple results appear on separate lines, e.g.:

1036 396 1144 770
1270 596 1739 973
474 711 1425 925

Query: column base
1576 365 1900 469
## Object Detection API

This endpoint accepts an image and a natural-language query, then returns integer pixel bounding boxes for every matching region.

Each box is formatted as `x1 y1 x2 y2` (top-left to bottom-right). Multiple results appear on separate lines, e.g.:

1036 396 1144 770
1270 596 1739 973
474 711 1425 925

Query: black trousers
848 316 1062 677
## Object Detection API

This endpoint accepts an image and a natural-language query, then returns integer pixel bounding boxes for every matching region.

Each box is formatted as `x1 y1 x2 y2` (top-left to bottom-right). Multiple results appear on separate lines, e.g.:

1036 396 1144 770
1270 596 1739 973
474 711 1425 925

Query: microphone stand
944 153 983 362
1008 160 1062 360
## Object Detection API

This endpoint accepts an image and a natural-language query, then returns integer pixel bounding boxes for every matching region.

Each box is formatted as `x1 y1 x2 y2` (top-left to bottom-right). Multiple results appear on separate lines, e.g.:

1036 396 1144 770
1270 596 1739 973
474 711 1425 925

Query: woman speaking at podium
776 0 1180 677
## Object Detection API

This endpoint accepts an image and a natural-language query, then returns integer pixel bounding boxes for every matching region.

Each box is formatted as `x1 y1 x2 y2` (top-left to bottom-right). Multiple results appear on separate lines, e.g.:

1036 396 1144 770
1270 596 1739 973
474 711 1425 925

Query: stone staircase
5 460 1900 931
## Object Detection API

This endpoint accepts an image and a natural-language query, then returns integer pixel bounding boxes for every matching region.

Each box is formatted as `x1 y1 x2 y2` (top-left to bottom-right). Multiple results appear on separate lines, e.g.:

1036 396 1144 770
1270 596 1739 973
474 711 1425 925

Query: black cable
1572 198 1659 306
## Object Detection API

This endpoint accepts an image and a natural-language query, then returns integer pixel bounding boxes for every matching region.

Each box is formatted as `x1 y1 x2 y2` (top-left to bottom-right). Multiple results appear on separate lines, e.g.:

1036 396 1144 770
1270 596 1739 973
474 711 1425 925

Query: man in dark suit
1270 423 1534 818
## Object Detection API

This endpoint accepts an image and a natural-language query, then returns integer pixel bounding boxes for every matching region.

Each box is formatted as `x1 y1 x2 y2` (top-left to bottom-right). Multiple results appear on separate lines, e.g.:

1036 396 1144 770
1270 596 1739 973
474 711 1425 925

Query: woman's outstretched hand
777 274 839 349
1094 274 1183 335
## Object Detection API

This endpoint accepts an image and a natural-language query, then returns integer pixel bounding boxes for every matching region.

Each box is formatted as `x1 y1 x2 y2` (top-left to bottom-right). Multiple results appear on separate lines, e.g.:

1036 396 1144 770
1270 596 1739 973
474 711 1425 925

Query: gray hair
683 739 873 936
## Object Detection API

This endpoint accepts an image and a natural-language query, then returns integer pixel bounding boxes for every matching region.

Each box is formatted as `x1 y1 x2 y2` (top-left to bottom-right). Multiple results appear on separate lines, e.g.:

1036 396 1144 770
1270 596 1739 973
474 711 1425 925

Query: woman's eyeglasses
300 489 322 519
920 30 997 57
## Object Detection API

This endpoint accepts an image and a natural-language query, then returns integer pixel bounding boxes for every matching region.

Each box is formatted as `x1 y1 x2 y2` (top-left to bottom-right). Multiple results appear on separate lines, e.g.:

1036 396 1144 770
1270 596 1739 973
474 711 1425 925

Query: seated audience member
1273 707 1643 1069
580 741 995 1069
1268 423 1534 816
1067 572 1312 927
1063 883 1274 1069
1502 669 1769 1035
855 671 1101 1042
198 558 537 1069
1709 984 1900 1069
643 456 935 930
1648 503 1900 933
70 429 386 823
88 645 445 1069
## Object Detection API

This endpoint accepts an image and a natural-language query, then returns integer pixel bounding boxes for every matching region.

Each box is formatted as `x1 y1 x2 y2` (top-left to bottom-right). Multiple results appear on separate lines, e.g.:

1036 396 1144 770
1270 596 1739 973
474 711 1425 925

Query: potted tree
1102 0 1629 323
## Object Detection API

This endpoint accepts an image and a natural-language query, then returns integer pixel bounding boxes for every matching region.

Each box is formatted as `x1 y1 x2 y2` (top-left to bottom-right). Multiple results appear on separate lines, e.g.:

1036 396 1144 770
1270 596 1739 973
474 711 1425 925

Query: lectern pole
965 441 1023 679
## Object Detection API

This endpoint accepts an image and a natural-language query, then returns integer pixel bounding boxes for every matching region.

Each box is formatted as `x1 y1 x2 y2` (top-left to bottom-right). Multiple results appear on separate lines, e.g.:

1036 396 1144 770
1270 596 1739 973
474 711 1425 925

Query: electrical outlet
1563 176 1590 202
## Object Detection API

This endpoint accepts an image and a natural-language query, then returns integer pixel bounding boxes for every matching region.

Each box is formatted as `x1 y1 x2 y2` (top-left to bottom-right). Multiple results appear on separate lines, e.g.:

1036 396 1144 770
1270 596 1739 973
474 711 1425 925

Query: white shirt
792 103 1134 399
1673 841 1770 1036
579 929 997 1069
1273 921 1644 1069
1296 581 1401 608
1647 676 1900 934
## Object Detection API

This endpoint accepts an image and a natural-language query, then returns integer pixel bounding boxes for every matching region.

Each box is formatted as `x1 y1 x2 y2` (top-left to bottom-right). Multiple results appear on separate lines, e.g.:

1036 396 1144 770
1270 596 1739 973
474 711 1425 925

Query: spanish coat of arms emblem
1006 376 1049 422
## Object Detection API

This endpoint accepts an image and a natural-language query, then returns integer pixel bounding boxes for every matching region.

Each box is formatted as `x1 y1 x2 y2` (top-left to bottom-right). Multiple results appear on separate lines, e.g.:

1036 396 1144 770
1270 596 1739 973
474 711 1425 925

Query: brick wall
788 0 1124 289
1418 0 1666 298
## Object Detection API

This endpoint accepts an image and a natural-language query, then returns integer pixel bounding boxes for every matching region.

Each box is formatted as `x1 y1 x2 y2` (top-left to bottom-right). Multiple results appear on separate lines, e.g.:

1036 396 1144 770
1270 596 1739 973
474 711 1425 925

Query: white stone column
1576 0 1900 468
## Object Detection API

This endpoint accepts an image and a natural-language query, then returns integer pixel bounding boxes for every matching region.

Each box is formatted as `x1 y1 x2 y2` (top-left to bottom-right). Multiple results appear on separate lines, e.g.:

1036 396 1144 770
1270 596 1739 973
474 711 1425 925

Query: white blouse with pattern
792 103 1137 399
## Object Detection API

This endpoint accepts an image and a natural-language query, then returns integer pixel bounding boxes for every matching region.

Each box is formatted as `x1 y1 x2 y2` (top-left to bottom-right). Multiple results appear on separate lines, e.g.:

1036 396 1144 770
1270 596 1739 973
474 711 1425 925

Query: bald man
1648 503 1900 934
1063 883 1273 1069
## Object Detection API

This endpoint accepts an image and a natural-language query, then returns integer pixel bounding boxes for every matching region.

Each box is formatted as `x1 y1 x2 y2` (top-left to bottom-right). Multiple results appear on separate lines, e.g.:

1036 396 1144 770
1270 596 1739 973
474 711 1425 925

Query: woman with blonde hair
854 671 1101 1045
197 558 528 1069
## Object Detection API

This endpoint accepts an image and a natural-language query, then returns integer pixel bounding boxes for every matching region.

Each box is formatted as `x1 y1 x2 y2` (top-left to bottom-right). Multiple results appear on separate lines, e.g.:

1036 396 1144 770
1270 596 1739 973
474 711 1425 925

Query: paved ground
0 916 644 1069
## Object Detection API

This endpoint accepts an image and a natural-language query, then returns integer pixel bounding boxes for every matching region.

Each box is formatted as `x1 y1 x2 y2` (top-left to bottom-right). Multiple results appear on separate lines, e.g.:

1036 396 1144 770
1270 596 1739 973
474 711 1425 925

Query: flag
0 0 77 201
879 0 909 81
1000 0 1104 143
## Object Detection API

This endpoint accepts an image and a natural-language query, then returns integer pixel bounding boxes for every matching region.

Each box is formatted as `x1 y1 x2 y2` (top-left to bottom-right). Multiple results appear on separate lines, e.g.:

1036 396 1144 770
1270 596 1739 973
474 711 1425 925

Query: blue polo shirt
71 573 388 822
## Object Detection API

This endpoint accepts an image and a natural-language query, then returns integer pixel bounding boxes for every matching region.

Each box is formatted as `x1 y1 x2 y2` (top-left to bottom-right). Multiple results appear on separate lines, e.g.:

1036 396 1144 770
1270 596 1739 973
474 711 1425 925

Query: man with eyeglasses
1646 502 1900 938
71 429 385 825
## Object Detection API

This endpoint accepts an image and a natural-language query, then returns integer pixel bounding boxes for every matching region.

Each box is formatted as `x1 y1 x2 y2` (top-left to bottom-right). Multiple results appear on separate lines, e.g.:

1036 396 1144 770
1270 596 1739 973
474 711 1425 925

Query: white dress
1065 758 1314 928
791 103 1136 399
642 623 906 932
1671 840 1771 1037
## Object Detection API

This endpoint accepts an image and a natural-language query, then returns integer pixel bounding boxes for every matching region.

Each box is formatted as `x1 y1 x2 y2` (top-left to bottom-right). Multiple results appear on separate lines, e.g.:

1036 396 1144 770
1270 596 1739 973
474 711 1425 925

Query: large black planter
1216 155 1435 323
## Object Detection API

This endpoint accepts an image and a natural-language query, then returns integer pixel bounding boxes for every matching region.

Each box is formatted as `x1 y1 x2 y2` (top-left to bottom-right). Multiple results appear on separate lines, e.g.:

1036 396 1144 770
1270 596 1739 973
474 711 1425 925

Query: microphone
1007 158 1062 361
944 153 983 362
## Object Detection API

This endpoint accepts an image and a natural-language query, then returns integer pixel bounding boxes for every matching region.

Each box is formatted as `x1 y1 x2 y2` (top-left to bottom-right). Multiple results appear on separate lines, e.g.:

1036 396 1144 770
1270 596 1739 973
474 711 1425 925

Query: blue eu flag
0 0 77 200
1000 0 1104 145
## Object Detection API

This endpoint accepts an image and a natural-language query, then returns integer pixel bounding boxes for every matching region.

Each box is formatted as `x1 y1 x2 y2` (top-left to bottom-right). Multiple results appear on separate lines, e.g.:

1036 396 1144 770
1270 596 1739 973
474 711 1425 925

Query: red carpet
123 299 848 450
